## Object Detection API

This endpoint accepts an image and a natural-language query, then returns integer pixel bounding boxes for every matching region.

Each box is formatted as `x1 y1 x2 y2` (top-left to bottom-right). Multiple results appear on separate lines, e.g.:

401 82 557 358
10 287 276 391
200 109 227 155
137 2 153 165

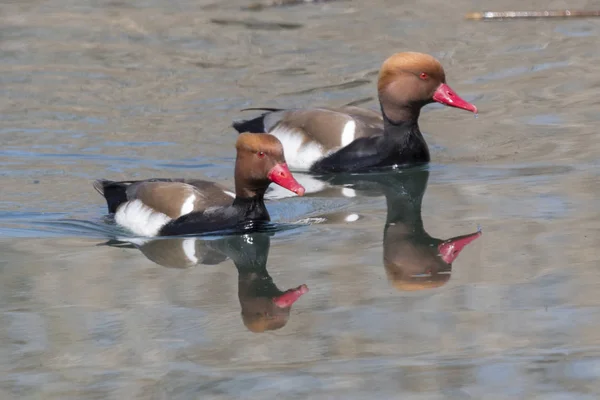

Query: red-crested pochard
94 133 305 237
232 52 477 173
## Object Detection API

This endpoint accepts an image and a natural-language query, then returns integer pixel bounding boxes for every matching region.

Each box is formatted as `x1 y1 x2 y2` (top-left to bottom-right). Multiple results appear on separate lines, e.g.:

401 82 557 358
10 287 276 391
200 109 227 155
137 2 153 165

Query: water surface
2 0 600 398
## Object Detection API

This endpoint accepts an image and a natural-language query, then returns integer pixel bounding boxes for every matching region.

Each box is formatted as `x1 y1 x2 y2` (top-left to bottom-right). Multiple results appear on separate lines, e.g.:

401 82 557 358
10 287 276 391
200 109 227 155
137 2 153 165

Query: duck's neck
381 99 420 125
232 194 270 222
380 102 420 136
380 103 430 163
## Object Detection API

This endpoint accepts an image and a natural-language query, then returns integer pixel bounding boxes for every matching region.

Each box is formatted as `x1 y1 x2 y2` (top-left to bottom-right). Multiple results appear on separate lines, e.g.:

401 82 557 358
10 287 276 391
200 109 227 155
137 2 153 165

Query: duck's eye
419 72 428 80
257 151 266 158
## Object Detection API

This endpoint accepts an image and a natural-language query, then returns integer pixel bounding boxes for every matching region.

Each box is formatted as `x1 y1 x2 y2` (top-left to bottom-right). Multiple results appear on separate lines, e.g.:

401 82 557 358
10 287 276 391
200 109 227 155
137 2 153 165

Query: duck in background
233 52 477 174
102 232 308 333
94 133 305 237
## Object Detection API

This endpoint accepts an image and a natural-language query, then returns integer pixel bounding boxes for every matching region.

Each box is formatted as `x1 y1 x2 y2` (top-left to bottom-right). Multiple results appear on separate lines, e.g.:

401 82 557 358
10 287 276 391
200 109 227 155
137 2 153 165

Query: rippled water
2 0 600 398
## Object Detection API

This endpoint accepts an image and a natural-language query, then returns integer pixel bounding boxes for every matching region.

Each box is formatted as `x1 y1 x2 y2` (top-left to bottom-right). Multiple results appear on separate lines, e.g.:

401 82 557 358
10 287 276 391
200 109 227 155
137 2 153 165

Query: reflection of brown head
384 227 481 292
241 300 289 333
384 265 452 291
239 282 308 333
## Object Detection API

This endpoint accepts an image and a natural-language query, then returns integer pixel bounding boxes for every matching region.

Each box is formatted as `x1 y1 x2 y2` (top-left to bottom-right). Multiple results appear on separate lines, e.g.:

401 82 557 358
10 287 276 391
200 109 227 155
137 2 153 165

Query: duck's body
235 107 429 173
96 178 234 217
94 133 305 237
233 52 477 174
97 180 270 237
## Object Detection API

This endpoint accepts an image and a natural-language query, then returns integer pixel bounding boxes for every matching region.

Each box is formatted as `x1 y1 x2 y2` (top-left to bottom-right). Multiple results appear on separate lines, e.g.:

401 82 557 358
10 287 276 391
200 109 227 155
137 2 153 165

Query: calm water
2 0 600 398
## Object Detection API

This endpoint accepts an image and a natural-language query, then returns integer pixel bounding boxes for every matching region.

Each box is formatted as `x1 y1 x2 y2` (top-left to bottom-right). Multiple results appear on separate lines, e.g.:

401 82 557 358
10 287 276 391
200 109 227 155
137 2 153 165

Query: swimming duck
94 133 305 237
233 52 477 173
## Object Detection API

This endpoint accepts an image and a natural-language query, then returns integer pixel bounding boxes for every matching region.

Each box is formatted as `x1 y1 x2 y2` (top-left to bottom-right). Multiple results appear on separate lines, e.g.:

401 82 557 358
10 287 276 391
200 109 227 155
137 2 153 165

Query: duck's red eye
419 72 428 80
257 151 265 158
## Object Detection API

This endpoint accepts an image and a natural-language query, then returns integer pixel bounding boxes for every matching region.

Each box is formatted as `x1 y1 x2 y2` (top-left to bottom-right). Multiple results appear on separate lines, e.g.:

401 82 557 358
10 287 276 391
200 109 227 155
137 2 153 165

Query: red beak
433 83 478 114
272 284 309 308
438 230 482 264
267 163 305 196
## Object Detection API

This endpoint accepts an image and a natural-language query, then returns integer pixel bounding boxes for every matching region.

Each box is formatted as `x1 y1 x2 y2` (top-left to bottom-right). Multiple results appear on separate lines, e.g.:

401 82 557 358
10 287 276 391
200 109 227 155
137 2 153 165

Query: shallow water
2 0 600 398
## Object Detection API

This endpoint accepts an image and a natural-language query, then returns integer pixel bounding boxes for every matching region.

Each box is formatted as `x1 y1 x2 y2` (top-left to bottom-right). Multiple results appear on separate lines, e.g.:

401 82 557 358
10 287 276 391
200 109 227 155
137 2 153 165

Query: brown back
127 180 233 219
269 107 384 150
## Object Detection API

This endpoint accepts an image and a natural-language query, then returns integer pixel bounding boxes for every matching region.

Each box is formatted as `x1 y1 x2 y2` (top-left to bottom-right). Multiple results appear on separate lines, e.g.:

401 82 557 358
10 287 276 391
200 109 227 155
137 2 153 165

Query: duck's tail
93 179 130 214
232 108 284 134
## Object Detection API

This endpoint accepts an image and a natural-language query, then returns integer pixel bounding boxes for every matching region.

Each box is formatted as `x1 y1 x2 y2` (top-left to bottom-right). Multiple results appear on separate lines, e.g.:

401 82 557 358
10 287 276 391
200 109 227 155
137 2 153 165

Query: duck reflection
323 168 481 291
105 233 308 332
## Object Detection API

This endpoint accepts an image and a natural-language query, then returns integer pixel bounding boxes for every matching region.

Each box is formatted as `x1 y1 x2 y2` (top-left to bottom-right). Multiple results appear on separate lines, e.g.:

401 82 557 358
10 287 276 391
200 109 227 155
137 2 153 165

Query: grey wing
265 107 383 150
182 179 236 201
337 106 384 139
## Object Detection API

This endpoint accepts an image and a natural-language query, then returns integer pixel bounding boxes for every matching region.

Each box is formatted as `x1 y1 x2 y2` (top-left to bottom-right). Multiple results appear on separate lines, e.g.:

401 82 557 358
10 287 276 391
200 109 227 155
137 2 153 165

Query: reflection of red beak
433 83 478 114
272 284 309 308
438 230 482 264
267 163 305 196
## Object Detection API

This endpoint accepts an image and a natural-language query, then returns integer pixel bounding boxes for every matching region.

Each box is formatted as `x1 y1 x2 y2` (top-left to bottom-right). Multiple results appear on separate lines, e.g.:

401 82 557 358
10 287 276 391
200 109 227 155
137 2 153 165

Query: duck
93 133 305 237
232 52 478 174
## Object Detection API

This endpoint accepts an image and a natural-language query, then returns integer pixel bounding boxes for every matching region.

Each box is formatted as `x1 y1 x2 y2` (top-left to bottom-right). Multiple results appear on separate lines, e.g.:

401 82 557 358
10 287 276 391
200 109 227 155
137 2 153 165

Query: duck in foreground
233 52 478 174
94 133 305 237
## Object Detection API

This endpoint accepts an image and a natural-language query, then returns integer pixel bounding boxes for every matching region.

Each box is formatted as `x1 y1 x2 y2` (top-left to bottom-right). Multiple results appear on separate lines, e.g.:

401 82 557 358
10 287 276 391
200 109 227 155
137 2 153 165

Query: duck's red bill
272 284 309 308
438 230 482 264
433 83 478 114
268 163 305 196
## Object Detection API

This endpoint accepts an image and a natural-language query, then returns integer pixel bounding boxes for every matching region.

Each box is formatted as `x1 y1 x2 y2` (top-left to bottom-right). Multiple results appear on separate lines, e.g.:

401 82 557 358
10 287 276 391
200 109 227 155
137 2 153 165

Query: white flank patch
341 188 356 198
115 200 172 237
344 213 360 222
269 126 325 171
340 120 356 147
265 173 328 200
180 194 196 216
223 190 236 198
181 238 198 264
